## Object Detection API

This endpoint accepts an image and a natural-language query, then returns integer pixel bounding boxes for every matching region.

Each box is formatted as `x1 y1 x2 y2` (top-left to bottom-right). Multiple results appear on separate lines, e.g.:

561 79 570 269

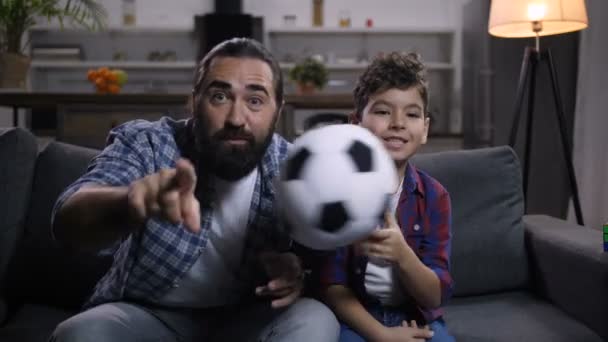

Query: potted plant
0 0 107 89
288 57 329 94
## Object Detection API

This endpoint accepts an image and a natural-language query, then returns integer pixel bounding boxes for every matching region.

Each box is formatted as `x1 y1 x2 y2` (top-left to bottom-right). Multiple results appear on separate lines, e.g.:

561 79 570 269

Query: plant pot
0 53 31 89
297 82 317 95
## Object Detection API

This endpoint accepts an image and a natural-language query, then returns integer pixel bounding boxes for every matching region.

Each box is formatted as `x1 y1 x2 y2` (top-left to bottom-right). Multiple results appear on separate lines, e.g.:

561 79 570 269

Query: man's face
360 87 429 170
193 57 281 180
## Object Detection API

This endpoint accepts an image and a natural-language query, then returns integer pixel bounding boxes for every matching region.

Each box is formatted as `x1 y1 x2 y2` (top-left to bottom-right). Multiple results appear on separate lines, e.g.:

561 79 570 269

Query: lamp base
508 46 584 226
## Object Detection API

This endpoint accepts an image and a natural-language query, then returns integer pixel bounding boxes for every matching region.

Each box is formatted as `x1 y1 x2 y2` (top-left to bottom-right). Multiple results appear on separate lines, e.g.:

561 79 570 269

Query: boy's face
360 87 429 168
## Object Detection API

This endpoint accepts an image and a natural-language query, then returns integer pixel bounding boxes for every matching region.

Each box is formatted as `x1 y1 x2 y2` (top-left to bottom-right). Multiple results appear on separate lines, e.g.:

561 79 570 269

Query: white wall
41 0 470 28
570 0 608 230
45 0 467 30
244 0 464 29
1 0 469 127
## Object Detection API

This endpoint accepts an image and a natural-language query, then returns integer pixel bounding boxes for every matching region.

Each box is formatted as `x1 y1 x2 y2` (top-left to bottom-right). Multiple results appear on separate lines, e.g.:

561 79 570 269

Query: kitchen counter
0 91 354 111
0 91 355 143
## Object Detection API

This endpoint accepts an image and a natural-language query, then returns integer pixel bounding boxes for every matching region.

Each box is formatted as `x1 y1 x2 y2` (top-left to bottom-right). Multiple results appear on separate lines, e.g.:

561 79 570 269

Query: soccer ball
276 124 398 250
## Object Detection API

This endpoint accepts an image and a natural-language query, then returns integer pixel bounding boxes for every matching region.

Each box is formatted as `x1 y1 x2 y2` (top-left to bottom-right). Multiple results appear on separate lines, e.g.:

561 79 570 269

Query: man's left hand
255 252 304 309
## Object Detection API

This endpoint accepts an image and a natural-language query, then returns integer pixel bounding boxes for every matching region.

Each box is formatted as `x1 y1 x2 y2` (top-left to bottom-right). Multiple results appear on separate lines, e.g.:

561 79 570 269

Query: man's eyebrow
205 80 231 92
246 84 270 97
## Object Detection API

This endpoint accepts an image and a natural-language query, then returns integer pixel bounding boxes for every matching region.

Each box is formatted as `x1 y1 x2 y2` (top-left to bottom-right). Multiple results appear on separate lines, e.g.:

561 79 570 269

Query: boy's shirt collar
402 162 425 199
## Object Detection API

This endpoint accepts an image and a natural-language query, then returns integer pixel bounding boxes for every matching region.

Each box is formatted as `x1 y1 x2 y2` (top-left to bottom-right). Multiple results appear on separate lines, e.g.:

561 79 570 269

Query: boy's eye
374 110 390 115
407 112 421 118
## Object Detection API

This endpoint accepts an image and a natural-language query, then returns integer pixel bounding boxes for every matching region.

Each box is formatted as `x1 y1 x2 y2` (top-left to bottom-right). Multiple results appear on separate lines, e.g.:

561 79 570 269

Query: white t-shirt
364 178 406 305
158 168 258 307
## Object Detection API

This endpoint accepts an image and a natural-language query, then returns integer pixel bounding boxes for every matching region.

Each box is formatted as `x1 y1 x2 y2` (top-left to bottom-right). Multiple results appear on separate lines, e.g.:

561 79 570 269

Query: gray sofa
0 127 606 341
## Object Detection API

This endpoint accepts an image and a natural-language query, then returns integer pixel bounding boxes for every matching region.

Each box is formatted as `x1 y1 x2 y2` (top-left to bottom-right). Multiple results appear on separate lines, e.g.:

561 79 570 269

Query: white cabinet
267 27 460 134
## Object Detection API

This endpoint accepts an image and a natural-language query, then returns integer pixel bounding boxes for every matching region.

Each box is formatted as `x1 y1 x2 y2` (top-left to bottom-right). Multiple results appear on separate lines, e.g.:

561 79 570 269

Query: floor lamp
488 0 588 225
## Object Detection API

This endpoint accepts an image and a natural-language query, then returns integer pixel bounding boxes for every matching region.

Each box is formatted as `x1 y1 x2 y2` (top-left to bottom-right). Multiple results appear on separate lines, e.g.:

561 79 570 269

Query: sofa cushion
411 146 528 296
0 297 6 325
444 292 603 341
0 304 75 342
5 141 112 310
0 128 38 292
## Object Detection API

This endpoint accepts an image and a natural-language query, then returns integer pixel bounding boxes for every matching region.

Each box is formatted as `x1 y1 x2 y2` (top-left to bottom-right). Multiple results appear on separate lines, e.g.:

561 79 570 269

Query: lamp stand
508 46 585 226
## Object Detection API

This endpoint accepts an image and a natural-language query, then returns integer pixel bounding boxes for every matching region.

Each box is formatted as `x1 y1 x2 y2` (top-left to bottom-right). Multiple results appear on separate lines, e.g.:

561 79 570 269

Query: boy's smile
360 87 430 172
383 135 408 150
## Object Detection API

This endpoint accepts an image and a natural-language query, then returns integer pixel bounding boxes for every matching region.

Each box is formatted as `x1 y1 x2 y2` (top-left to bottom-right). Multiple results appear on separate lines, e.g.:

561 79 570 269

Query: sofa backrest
0 128 38 295
411 146 529 297
5 140 112 309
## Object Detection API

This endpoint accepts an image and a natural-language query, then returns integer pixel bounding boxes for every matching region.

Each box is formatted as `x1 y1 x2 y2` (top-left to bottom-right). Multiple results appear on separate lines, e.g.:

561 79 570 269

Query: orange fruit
106 72 118 83
87 70 97 82
97 68 109 80
107 84 121 94
95 78 106 87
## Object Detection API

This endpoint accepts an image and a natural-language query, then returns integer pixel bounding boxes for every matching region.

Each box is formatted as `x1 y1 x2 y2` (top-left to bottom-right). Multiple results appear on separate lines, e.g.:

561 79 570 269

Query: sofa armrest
0 296 6 325
524 214 608 340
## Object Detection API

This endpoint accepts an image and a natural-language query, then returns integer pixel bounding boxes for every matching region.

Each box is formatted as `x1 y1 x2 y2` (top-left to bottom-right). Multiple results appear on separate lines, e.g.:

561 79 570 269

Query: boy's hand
358 211 411 264
127 158 200 233
376 320 434 342
255 252 304 309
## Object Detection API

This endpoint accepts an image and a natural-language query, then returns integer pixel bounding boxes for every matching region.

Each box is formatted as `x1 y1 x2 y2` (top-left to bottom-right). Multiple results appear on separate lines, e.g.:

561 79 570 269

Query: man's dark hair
192 37 284 106
353 52 429 120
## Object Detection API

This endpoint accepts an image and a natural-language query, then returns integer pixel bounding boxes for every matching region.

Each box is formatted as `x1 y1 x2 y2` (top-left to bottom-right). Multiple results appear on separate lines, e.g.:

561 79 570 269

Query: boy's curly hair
353 52 429 120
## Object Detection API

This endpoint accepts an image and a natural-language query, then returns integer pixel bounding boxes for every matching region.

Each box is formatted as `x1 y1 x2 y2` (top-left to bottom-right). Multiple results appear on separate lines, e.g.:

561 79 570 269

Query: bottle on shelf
313 0 323 27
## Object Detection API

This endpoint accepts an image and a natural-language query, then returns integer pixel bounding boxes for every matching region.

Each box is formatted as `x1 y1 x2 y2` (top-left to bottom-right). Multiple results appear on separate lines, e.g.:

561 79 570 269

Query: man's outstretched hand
127 158 201 233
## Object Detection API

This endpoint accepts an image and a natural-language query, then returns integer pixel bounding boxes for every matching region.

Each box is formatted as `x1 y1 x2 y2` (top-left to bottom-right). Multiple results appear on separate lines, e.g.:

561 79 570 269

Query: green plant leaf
0 0 107 54
288 57 329 89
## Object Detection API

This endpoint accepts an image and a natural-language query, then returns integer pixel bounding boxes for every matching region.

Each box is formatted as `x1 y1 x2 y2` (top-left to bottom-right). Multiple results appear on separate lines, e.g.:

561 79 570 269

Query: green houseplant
0 0 107 88
288 57 329 94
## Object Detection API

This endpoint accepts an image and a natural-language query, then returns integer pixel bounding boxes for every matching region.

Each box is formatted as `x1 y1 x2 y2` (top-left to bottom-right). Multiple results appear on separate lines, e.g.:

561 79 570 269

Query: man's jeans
49 298 339 342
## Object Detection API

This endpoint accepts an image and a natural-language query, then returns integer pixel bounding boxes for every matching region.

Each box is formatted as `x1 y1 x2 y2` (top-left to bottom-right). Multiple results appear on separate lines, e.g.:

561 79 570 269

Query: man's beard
194 117 276 181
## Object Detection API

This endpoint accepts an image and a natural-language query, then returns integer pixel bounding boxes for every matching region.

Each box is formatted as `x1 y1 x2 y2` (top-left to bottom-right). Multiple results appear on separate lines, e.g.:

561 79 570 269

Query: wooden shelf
31 61 196 69
268 27 455 34
30 26 193 34
279 62 454 71
0 92 353 109
31 60 454 72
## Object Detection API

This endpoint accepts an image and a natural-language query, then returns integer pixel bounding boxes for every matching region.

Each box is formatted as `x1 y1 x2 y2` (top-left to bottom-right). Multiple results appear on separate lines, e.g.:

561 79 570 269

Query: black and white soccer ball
276 124 398 250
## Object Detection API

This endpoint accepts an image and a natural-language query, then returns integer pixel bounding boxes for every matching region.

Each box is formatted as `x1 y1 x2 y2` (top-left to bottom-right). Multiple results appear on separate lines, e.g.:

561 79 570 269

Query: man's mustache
212 128 255 143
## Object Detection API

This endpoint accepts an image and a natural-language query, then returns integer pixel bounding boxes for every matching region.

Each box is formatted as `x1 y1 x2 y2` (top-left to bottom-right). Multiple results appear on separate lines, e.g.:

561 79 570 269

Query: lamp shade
489 0 588 38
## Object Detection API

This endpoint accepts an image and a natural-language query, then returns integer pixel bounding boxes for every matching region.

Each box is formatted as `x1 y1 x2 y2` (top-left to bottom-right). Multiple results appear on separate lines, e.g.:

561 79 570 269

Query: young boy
320 52 455 342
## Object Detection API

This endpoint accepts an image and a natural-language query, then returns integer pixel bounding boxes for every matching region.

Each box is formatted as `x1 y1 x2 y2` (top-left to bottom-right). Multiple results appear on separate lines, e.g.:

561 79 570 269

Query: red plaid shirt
320 163 453 323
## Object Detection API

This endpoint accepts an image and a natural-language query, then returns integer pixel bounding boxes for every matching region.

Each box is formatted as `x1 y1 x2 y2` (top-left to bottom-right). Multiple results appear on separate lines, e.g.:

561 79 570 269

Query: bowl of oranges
87 67 128 94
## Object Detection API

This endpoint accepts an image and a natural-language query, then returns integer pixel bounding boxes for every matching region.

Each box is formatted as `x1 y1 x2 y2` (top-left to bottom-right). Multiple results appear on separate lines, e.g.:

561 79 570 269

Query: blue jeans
339 303 454 342
50 298 339 342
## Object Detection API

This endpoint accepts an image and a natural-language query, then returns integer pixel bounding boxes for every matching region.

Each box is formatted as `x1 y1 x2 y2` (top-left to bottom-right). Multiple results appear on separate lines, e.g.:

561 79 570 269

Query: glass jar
338 10 351 28
123 0 136 26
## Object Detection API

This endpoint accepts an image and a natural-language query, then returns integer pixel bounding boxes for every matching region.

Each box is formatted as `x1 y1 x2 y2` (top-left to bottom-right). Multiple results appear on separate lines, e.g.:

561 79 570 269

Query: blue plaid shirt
52 117 292 308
